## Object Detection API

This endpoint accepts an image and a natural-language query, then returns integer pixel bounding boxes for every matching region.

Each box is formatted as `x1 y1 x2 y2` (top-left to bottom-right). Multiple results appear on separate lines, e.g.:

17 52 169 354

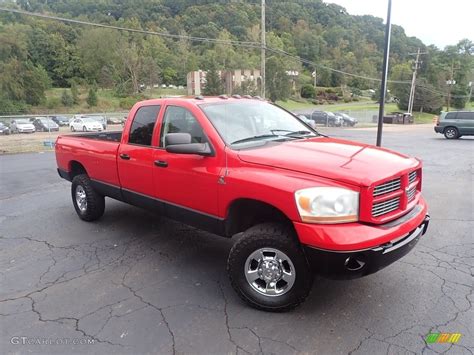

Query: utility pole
407 48 426 114
376 0 392 147
446 60 458 112
261 0 266 99
312 69 317 90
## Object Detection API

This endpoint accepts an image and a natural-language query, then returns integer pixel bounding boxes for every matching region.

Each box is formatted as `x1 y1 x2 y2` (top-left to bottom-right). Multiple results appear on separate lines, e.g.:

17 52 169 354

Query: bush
86 87 98 107
46 97 61 109
61 90 74 106
300 84 316 99
71 82 79 104
119 97 136 109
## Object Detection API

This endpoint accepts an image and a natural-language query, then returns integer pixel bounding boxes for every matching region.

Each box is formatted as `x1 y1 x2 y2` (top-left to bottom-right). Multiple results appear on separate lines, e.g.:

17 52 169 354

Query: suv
434 111 474 139
307 111 342 126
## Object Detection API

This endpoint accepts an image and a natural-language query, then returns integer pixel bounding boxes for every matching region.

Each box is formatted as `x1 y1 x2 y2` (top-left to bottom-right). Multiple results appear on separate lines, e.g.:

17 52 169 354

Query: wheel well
225 199 292 237
69 161 87 178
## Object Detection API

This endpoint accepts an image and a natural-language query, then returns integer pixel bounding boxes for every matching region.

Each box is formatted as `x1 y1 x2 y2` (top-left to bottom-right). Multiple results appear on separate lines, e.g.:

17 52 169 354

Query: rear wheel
82 126 87 132
444 127 459 139
227 223 313 312
71 126 75 132
71 174 105 221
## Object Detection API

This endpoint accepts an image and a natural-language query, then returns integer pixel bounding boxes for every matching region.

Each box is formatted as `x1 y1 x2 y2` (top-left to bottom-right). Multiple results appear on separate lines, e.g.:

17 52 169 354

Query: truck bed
69 131 122 142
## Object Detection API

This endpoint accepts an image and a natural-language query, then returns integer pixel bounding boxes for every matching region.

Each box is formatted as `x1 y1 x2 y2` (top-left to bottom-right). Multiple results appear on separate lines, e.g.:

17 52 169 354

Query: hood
17 123 35 128
237 137 420 187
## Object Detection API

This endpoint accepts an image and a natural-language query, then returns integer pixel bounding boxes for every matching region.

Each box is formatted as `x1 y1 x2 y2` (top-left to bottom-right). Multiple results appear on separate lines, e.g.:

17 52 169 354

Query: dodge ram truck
55 96 430 311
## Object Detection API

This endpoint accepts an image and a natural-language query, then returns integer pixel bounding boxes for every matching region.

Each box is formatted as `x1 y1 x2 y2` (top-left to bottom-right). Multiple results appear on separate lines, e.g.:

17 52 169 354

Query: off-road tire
71 174 105 221
227 223 313 312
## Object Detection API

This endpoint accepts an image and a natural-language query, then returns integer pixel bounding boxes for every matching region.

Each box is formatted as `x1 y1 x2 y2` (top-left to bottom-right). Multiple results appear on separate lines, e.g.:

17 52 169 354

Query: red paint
56 97 428 252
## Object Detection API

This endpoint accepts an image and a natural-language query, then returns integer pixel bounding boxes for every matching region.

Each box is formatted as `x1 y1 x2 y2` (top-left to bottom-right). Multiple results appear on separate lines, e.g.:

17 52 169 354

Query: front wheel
71 174 105 221
227 223 313 312
83 126 87 132
71 126 75 132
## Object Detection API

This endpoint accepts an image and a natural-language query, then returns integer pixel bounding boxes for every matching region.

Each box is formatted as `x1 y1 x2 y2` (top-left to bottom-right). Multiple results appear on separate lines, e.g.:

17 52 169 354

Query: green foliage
266 57 291 102
203 61 223 95
300 84 316 98
396 78 443 114
451 86 468 109
46 97 61 109
61 90 74 106
70 82 79 104
86 87 98 107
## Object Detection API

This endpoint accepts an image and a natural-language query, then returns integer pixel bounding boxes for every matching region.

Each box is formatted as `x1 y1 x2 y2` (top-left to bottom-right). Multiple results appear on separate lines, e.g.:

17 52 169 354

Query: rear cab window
128 105 161 146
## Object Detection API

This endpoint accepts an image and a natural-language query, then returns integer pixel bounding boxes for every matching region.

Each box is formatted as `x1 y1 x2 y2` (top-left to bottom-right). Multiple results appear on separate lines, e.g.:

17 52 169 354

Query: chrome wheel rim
244 248 296 297
446 129 455 138
75 185 87 213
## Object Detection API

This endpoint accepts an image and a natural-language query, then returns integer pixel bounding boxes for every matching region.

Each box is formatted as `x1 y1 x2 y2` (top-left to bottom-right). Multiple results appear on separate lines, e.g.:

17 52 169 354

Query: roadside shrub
46 97 60 109
301 84 316 99
61 90 74 106
86 87 98 107
119 97 136 109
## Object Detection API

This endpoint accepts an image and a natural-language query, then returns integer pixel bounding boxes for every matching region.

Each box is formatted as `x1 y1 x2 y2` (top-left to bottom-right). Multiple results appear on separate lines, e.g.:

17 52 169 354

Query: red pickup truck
56 96 429 311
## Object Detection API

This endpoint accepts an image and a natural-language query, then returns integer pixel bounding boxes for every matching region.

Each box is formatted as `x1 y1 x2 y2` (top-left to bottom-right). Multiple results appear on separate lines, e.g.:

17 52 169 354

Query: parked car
307 111 342 126
69 117 104 132
107 116 124 125
32 117 60 132
0 122 10 135
434 111 474 139
335 112 358 127
56 97 429 312
296 114 316 129
52 115 70 127
11 119 35 133
91 116 107 130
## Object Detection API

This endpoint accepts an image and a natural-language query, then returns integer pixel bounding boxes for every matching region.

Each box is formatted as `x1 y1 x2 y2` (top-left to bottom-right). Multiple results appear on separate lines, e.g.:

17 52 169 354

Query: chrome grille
373 178 401 197
372 197 400 217
407 186 416 202
408 170 417 184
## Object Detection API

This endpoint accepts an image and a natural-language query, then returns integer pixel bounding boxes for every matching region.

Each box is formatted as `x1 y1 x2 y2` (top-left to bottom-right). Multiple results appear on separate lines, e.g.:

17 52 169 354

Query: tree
86 87 98 107
266 57 290 102
451 86 469 109
70 82 79 104
61 90 73 106
203 61 223 95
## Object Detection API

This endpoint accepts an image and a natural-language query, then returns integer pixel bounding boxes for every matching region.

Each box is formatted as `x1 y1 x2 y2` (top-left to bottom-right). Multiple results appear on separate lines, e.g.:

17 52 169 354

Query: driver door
152 105 221 223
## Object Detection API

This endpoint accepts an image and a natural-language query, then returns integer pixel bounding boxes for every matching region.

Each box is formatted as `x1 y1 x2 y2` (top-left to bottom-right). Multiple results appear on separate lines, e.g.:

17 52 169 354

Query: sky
327 0 473 49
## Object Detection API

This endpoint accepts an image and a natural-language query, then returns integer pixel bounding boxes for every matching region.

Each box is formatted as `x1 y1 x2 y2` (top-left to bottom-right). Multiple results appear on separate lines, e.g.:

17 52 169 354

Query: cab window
160 106 207 147
129 105 161 146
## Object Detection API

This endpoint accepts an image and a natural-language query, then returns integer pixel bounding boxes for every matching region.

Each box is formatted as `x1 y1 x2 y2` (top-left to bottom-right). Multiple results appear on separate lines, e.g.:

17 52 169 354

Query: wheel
71 174 105 221
444 127 459 139
227 223 313 312
83 126 87 132
71 126 75 132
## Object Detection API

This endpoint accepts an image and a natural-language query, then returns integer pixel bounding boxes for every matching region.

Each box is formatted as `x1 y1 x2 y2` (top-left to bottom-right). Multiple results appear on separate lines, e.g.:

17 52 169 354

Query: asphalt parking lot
0 125 472 354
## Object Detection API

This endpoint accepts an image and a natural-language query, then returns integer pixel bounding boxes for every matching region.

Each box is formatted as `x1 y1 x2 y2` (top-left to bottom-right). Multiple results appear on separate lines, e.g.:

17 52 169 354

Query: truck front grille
408 170 417 184
407 186 416 202
373 178 401 197
372 197 400 217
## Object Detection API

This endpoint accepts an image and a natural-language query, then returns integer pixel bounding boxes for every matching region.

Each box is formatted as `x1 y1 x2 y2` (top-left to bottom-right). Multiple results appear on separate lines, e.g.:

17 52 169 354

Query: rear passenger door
117 105 161 201
456 111 474 135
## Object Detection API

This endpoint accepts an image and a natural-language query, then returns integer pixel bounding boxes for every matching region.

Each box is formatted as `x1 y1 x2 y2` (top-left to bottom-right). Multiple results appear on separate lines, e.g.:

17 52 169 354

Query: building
187 69 261 96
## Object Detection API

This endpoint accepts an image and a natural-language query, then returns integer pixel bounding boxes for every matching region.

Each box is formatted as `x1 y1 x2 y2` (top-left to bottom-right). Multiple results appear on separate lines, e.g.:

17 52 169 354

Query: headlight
294 187 359 224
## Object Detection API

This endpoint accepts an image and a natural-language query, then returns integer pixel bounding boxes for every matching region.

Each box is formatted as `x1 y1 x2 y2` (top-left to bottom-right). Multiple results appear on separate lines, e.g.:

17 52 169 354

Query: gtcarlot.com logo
10 336 95 345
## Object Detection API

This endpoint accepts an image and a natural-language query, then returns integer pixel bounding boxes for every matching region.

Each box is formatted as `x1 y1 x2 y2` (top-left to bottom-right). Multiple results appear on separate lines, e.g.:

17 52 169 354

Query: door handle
119 153 130 160
154 160 168 168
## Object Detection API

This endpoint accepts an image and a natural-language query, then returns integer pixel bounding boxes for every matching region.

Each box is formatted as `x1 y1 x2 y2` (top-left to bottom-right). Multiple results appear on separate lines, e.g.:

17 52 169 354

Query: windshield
82 117 97 123
40 118 55 124
200 101 318 146
16 119 30 124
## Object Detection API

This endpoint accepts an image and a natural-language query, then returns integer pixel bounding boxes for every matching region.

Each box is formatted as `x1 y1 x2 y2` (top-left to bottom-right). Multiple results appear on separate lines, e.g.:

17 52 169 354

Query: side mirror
165 133 213 156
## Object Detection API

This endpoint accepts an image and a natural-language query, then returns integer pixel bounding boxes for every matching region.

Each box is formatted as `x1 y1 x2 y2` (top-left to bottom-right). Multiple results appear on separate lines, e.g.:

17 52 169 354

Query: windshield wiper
271 129 316 138
231 134 284 145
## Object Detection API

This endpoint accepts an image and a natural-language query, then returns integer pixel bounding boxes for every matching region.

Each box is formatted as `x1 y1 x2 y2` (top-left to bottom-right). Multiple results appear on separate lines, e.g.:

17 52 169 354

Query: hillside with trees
0 0 472 114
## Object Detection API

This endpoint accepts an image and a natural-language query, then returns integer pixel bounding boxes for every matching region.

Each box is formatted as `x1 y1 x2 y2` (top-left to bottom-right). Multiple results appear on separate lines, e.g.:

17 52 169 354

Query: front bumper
295 197 429 279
